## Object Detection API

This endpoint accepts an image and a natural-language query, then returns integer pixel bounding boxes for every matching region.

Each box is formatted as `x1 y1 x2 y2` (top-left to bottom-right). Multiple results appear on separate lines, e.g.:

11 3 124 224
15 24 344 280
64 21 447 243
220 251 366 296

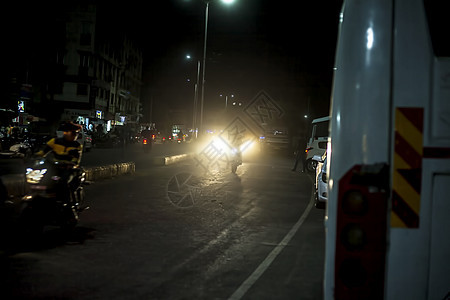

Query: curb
151 153 195 166
84 162 135 181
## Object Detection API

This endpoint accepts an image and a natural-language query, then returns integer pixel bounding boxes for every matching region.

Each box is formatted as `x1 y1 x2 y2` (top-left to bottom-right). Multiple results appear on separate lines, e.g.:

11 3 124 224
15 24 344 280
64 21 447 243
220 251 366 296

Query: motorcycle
142 136 152 153
230 147 242 174
20 153 89 236
0 136 33 160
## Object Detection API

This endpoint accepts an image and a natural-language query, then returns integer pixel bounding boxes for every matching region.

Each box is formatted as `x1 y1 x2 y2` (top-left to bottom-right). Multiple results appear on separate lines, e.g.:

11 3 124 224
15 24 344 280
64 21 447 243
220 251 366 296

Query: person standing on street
292 136 306 172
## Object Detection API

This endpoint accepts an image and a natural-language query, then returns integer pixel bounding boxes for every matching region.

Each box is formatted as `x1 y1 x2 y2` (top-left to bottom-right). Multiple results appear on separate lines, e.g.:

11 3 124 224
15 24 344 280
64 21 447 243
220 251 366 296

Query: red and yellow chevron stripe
391 107 423 228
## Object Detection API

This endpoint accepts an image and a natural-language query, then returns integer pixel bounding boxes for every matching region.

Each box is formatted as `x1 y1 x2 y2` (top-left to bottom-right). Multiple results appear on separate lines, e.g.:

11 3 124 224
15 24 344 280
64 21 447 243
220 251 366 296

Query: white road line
228 190 315 300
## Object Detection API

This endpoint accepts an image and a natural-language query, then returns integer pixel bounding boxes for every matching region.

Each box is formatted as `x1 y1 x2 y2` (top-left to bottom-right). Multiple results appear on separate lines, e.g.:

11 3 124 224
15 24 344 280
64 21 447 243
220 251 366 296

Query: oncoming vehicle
324 1 450 299
312 152 327 209
259 128 290 153
305 116 329 172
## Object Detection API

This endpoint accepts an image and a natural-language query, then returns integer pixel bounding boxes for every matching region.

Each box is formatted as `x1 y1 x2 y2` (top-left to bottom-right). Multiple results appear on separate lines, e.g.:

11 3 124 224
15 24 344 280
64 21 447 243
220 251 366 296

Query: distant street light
219 93 234 109
199 0 236 136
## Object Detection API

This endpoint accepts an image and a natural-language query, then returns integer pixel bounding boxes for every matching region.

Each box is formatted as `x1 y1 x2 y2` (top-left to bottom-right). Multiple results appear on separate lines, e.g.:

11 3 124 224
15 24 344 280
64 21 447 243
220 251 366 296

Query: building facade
56 2 143 132
4 2 143 134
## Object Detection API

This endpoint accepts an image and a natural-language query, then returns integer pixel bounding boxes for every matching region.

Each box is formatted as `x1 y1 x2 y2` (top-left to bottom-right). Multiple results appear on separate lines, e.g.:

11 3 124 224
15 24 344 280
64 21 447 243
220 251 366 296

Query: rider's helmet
58 122 82 141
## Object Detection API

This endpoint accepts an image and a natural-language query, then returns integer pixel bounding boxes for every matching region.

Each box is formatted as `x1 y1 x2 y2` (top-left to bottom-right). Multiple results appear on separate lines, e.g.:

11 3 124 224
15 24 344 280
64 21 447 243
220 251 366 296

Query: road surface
1 147 325 300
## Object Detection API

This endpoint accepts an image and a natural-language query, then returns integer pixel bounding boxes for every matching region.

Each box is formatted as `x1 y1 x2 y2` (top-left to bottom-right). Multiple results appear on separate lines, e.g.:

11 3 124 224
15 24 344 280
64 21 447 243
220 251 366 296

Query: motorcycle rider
231 132 243 165
35 122 84 220
36 121 83 166
141 126 153 140
140 126 153 151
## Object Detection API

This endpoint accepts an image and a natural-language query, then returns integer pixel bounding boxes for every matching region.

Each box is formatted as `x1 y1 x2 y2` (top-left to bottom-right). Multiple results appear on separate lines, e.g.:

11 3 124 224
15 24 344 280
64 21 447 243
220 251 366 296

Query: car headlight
26 168 47 184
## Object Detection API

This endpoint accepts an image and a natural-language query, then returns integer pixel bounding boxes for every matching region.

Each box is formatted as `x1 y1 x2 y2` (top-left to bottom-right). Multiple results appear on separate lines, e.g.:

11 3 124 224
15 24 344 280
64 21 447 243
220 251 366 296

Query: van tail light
335 163 389 299
305 147 313 153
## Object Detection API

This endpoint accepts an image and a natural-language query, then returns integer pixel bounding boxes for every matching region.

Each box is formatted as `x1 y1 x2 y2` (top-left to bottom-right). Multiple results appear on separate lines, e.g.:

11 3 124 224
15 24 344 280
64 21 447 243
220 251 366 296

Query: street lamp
219 93 234 109
199 0 236 136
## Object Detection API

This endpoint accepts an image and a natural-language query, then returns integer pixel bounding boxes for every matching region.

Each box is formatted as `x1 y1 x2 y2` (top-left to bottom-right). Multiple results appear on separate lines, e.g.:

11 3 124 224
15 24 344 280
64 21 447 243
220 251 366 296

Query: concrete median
151 153 195 166
84 162 135 181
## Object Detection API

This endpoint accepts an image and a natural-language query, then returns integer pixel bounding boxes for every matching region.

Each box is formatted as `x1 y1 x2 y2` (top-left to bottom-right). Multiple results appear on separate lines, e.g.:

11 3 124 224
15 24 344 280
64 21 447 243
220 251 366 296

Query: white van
304 116 329 172
324 1 450 299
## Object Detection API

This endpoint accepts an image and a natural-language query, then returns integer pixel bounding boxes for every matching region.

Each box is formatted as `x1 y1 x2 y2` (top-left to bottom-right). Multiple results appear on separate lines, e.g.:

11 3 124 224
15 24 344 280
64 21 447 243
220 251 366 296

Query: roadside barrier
151 153 195 166
84 162 135 181
1 153 193 198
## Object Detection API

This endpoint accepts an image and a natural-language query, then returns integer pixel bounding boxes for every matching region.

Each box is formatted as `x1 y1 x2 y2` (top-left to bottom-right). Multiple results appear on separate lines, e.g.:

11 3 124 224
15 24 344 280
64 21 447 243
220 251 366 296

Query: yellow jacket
37 137 83 165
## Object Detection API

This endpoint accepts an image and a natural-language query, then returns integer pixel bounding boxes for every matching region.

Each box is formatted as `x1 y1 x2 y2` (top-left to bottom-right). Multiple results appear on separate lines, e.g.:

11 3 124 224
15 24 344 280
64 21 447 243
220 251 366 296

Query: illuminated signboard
18 101 25 113
96 110 103 119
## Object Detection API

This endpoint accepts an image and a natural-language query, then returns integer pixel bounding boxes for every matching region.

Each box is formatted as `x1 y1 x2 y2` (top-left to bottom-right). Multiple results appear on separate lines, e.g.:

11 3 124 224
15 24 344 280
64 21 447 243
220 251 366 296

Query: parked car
312 152 327 209
80 130 93 152
305 116 329 173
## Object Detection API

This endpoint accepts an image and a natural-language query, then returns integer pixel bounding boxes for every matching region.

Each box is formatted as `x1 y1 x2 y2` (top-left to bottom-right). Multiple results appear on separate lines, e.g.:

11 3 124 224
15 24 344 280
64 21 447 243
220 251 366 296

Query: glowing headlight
211 137 228 153
26 168 48 184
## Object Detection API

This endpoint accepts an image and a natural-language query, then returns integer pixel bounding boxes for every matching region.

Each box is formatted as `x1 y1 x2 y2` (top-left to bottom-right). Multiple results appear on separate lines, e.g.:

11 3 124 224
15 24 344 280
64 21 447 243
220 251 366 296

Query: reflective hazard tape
391 107 423 228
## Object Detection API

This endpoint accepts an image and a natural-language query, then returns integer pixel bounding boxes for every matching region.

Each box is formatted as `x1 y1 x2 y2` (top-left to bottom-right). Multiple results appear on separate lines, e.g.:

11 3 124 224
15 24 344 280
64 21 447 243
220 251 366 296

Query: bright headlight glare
212 137 228 152
26 168 47 184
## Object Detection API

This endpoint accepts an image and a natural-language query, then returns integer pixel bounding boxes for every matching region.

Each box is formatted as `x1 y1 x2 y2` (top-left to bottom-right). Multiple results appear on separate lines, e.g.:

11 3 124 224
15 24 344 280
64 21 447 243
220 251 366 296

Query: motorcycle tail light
143 138 148 145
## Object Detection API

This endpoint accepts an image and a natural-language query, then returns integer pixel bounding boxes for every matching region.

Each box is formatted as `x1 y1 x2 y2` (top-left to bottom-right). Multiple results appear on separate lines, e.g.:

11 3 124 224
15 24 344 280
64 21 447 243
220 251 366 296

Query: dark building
2 1 143 133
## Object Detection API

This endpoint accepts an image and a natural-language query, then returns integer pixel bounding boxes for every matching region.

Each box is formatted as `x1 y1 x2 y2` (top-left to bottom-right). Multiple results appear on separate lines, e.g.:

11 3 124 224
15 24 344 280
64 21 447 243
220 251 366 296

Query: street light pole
220 94 234 110
199 1 209 137
193 60 200 138
199 0 235 136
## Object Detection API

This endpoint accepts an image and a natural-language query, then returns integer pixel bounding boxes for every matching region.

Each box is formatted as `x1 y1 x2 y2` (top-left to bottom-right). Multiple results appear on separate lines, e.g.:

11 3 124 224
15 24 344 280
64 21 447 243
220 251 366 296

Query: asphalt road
0 147 325 300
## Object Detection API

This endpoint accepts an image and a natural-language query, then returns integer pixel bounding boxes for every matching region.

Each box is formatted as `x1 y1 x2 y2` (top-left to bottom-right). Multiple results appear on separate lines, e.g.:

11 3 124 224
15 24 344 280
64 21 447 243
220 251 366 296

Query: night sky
126 0 343 131
4 0 343 134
